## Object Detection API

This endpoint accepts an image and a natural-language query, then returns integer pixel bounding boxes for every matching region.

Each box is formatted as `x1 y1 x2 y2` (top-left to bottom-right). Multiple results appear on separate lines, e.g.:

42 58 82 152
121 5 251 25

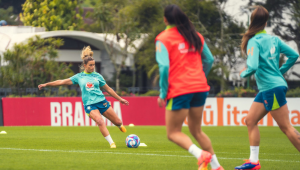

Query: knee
95 118 105 126
167 132 175 142
278 124 291 134
115 119 122 126
245 117 256 127
189 128 202 137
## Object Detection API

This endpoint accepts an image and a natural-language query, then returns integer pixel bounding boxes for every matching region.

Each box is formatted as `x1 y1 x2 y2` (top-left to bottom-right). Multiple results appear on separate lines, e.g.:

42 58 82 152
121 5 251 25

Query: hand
38 84 47 90
157 97 165 108
240 67 247 75
119 98 129 106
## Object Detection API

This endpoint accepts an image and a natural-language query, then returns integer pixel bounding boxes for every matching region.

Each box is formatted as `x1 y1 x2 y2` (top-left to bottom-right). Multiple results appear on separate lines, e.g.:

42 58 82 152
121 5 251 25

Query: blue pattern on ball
126 134 140 148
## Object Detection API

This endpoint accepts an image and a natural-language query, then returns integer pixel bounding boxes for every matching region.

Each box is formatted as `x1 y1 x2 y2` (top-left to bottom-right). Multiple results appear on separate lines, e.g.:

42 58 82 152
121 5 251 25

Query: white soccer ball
126 134 140 148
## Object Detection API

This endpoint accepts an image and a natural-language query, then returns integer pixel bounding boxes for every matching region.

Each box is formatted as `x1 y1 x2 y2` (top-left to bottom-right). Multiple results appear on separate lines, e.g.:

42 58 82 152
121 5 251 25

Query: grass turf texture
0 126 299 170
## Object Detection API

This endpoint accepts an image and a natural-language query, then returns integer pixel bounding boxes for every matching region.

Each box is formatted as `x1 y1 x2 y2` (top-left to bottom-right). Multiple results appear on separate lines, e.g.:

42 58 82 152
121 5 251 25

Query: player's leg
188 92 223 170
246 102 268 147
188 106 213 153
188 106 223 170
89 109 116 148
235 102 267 170
166 93 213 170
235 91 269 170
271 104 300 151
166 108 193 149
103 106 126 133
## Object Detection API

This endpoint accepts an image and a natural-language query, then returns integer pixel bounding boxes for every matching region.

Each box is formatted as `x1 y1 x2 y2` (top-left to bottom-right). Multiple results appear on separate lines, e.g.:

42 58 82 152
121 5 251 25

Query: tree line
0 0 299 95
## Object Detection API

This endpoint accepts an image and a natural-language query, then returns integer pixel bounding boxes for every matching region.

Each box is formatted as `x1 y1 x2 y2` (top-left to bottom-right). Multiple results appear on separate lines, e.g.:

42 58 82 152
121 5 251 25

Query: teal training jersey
70 72 106 106
240 30 299 92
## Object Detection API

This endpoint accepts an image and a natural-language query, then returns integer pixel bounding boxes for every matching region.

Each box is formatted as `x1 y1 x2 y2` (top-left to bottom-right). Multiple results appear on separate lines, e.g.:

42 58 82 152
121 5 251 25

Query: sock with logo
249 146 259 162
188 144 203 159
211 154 221 169
104 135 114 145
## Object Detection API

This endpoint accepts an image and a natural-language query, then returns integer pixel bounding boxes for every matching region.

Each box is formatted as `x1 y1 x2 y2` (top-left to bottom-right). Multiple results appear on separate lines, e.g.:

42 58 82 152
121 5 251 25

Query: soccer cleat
197 151 212 170
212 166 224 170
119 125 127 133
235 160 261 170
110 142 116 148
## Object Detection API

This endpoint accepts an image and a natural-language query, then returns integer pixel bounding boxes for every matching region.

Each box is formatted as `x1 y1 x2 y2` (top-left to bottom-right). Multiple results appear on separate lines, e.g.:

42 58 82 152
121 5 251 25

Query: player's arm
102 84 129 106
278 38 299 75
156 41 169 101
38 79 73 90
201 42 214 76
240 41 260 78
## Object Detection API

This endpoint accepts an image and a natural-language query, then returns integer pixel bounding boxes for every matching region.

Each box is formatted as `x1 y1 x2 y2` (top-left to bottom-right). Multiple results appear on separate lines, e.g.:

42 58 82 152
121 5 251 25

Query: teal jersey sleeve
155 41 169 99
70 74 79 85
96 73 106 87
278 38 299 75
240 40 260 78
201 42 214 76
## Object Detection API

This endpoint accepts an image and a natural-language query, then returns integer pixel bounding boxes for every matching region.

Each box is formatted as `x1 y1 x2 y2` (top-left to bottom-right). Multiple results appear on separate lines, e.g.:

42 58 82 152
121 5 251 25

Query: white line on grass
137 150 300 156
0 148 299 163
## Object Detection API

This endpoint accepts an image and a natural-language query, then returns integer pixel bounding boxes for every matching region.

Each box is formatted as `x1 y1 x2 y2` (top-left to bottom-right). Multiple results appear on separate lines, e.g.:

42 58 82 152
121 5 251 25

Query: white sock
104 135 114 145
188 144 203 159
249 146 259 162
211 154 221 169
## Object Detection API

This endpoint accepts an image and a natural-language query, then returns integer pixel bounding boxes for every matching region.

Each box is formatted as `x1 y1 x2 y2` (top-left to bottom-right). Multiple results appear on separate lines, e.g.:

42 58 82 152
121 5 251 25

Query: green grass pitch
0 126 299 170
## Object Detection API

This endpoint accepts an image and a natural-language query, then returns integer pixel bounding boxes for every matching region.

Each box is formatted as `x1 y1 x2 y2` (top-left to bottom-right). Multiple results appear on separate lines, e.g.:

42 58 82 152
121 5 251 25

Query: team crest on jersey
178 42 195 53
270 46 276 55
85 82 94 91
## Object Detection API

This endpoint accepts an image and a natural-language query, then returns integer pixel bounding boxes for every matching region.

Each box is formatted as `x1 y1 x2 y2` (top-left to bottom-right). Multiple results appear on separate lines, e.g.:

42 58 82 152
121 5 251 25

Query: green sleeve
241 40 260 78
278 38 299 75
201 42 214 76
97 74 106 87
70 74 79 85
155 41 169 99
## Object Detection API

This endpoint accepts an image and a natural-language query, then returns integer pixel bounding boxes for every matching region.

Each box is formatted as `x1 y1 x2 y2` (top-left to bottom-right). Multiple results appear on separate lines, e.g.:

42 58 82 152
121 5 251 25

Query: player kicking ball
38 46 128 148
235 6 300 170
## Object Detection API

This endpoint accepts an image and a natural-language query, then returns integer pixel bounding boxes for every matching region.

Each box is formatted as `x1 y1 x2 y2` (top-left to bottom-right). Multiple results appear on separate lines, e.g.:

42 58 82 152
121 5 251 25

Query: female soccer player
156 5 223 170
235 6 300 170
38 46 128 148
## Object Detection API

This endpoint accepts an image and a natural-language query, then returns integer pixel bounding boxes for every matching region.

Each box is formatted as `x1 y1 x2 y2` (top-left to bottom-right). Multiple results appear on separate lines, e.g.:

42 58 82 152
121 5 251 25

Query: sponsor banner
0 98 3 126
183 98 300 127
2 97 300 126
2 97 165 126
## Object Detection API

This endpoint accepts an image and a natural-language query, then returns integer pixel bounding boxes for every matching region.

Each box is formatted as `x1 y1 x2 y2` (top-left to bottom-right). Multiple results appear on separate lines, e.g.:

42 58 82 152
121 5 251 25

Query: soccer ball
126 134 140 148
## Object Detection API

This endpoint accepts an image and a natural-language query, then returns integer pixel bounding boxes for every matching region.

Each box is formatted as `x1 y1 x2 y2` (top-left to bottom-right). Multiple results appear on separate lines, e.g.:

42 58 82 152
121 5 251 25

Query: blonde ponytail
81 46 94 60
80 46 94 70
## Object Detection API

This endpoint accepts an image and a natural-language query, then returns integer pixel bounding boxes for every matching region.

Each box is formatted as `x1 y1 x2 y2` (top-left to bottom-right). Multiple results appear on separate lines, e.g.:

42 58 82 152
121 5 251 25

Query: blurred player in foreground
235 6 300 170
38 46 128 148
156 4 223 170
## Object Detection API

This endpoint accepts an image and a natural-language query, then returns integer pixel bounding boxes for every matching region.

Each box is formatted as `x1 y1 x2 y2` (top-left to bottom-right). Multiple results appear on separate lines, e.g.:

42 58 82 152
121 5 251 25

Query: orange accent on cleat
119 125 127 133
212 166 224 170
197 151 212 170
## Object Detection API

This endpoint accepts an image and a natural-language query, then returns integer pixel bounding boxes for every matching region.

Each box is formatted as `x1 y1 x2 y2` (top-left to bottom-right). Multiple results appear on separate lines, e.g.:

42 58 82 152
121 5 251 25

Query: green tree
0 35 74 95
20 0 83 31
87 0 148 92
0 0 25 14
136 0 245 92
0 6 18 25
